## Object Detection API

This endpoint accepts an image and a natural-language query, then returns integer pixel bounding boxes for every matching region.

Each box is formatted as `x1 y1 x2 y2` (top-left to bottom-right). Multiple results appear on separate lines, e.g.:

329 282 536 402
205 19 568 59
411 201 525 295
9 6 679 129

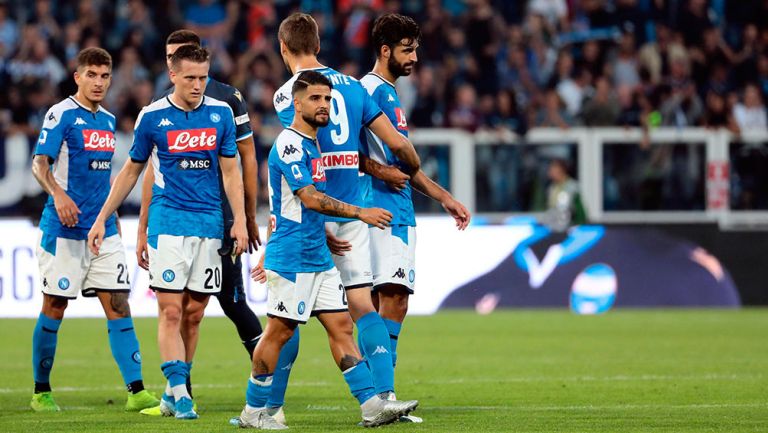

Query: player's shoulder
43 97 80 128
360 73 391 95
206 78 246 106
202 95 234 113
272 128 307 164
97 105 116 120
274 75 298 112
135 97 173 128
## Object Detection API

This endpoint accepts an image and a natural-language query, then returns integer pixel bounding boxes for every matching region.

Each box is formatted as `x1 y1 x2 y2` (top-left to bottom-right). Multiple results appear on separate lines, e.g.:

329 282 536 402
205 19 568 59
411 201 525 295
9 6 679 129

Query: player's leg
31 294 67 412
370 225 416 370
235 269 307 429
216 244 264 356
31 234 79 412
314 269 418 427
329 220 395 395
88 234 157 411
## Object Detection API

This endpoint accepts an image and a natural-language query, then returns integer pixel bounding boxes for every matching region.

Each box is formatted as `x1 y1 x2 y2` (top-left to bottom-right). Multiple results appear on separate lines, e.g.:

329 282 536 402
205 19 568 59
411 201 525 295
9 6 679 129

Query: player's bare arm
88 159 146 254
368 114 421 173
236 135 262 252
250 221 272 284
295 184 392 229
358 153 410 191
31 155 81 228
410 170 471 230
136 167 153 269
220 155 248 255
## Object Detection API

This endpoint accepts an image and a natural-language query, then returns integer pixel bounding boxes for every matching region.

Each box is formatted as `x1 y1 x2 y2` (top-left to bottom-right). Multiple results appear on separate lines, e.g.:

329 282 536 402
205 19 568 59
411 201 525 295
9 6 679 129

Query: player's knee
107 292 131 318
42 296 68 319
378 286 409 317
265 324 294 346
182 307 205 329
159 304 183 325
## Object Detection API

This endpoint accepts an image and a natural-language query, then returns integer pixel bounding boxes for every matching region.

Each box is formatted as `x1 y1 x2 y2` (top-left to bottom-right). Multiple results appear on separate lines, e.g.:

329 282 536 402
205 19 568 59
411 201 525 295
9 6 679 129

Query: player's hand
230 221 248 256
250 257 266 284
380 165 410 191
246 216 262 253
87 219 105 256
136 228 149 270
442 197 471 230
326 228 352 256
360 207 392 230
53 190 81 227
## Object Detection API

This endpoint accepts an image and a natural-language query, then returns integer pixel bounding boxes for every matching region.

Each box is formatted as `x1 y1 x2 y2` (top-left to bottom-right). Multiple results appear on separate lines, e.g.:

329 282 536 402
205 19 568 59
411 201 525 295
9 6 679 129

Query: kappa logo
372 345 389 355
74 117 87 126
392 268 406 279
275 93 289 105
43 278 48 287
276 302 288 313
282 144 300 158
280 362 293 371
387 94 395 102
158 118 174 127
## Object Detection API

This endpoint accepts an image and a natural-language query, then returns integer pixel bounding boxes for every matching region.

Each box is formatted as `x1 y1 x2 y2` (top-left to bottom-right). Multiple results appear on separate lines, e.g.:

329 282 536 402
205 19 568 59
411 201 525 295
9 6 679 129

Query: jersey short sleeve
274 137 313 192
128 110 153 162
360 84 384 127
219 110 238 157
35 107 67 159
229 88 253 141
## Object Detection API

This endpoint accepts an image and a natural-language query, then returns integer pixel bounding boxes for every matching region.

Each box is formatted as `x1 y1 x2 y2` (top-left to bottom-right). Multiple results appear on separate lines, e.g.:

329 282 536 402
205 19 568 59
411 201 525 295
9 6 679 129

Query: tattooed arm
295 185 392 229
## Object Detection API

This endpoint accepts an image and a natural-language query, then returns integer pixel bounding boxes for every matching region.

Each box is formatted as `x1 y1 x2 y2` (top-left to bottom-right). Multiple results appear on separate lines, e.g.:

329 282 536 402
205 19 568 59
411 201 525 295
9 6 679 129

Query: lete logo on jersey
82 130 115 151
167 128 217 153
311 158 326 182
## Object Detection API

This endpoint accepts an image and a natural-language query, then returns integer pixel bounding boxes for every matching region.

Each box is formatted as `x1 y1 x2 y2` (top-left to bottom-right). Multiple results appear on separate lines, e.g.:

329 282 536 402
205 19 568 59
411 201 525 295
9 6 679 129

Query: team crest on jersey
395 108 408 131
58 277 70 290
210 113 221 123
298 301 306 315
311 158 326 182
167 128 217 153
162 269 176 282
83 130 115 151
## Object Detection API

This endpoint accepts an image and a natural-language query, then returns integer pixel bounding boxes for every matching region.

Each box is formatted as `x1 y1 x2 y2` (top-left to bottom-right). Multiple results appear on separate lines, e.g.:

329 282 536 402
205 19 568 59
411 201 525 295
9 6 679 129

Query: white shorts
370 225 416 293
265 267 347 324
36 233 130 299
148 235 222 294
325 220 373 289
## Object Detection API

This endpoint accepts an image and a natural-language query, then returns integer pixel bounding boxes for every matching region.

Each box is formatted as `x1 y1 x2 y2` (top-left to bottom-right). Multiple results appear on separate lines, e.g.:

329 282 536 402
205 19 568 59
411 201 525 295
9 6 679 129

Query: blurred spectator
533 89 573 129
0 1 17 64
581 76 620 126
610 31 640 89
557 67 592 118
677 0 712 46
545 159 586 231
733 84 767 131
701 90 739 133
7 28 65 85
446 83 480 131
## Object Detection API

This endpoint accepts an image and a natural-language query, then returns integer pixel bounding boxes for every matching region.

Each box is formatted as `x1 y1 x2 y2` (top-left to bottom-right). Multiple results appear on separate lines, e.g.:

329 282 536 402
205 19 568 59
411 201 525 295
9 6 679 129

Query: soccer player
88 44 248 420
360 13 471 421
135 29 263 416
29 47 158 412
232 71 418 429
259 13 423 424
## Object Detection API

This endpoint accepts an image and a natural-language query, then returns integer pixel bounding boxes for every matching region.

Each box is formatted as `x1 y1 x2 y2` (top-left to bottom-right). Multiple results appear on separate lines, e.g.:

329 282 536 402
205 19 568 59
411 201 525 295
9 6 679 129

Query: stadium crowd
0 0 767 212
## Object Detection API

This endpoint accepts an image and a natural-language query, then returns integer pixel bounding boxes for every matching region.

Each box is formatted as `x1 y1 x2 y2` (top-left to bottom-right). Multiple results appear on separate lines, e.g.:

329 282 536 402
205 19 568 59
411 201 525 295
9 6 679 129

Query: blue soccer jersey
35 96 118 240
161 78 253 229
273 67 383 222
129 96 238 241
359 73 416 227
264 128 334 274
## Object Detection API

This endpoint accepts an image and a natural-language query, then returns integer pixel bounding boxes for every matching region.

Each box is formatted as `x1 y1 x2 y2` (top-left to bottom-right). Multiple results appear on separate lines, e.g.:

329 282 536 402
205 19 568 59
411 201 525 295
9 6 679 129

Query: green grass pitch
0 310 766 432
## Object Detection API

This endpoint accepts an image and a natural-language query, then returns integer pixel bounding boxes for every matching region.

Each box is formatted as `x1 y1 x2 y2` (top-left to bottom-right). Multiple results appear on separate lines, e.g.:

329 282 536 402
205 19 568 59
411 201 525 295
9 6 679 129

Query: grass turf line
0 310 766 432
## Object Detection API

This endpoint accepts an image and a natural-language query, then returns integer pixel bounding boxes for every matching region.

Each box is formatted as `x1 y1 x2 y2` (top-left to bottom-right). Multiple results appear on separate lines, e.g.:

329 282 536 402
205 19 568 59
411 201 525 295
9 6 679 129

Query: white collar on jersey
167 94 205 112
366 72 396 89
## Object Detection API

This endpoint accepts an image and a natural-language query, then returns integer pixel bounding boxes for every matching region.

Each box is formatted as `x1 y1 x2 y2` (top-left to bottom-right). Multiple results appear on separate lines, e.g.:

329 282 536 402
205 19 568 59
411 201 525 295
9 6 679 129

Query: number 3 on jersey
329 89 348 145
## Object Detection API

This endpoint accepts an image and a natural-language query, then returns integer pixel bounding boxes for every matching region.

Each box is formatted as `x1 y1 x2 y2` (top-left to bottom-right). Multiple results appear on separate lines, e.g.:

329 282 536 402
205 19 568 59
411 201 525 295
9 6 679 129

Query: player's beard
303 111 329 128
388 55 414 78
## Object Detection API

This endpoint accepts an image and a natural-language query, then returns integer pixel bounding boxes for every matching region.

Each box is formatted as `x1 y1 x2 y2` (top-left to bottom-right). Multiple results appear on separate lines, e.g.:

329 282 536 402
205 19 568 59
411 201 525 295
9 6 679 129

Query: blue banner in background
441 225 741 312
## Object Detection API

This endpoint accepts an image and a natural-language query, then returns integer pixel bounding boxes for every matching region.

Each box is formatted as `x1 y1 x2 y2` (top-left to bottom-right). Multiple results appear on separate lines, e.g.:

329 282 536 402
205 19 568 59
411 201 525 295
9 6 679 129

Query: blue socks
246 374 273 408
342 361 376 405
382 319 401 368
161 360 190 401
356 312 394 394
32 313 61 392
267 328 299 408
107 317 143 391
